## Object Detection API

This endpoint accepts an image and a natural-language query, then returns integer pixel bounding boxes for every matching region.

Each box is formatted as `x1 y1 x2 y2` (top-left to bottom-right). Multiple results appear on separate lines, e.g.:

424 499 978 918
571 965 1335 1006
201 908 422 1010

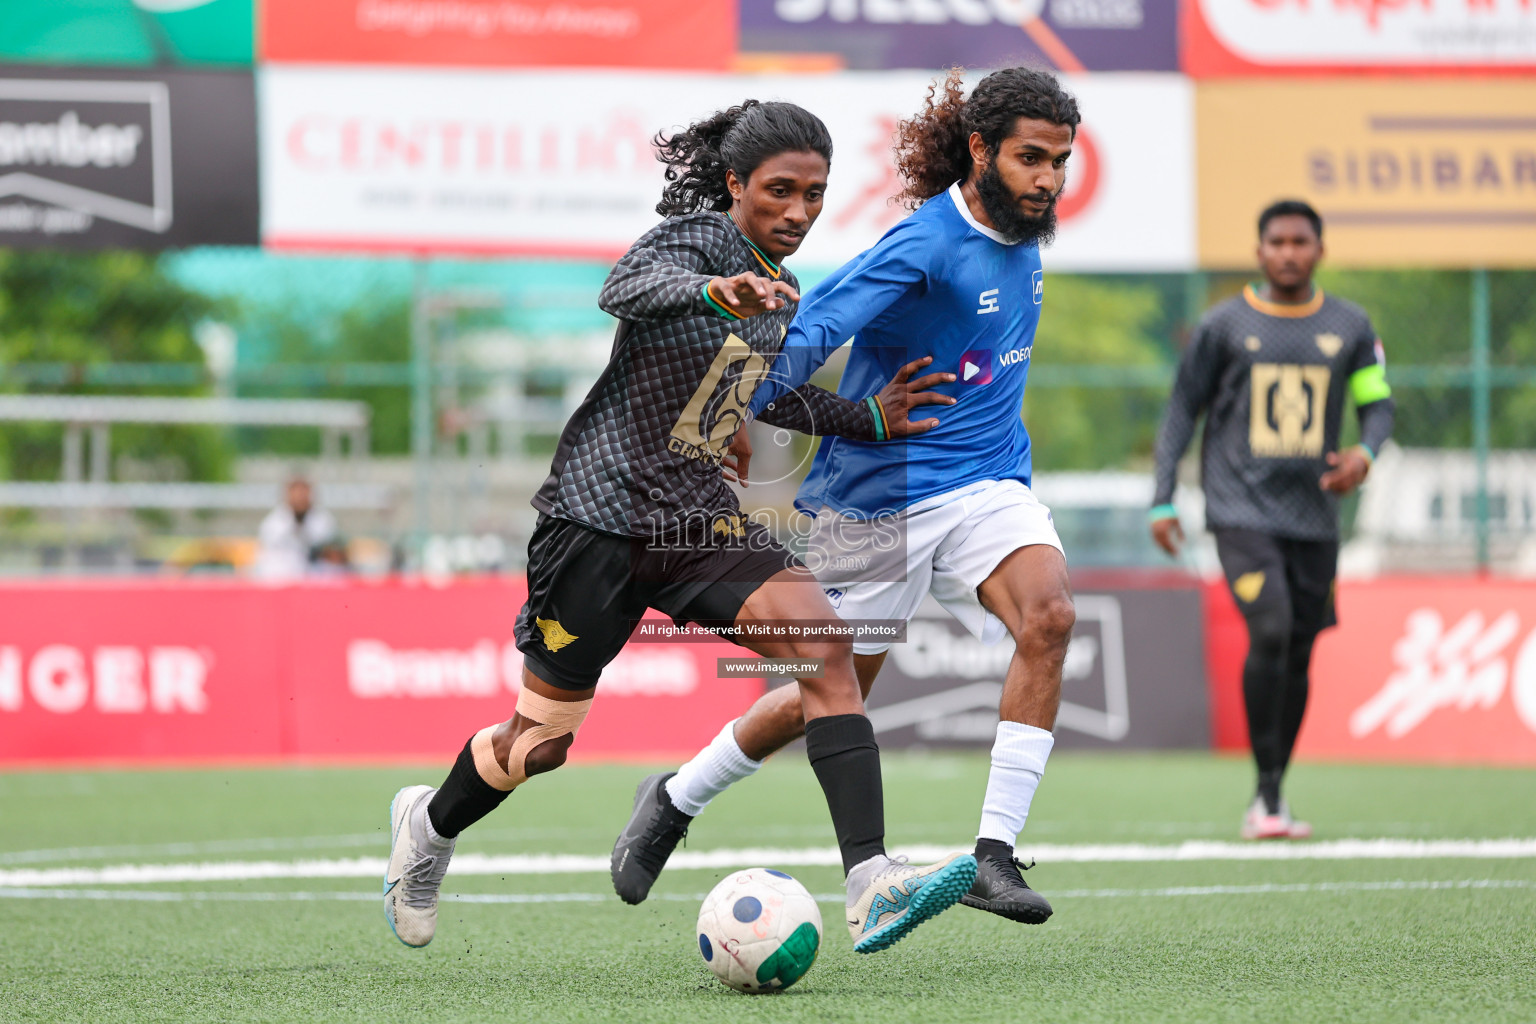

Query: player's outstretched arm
875 355 957 437
756 357 956 441
599 225 765 324
706 273 799 318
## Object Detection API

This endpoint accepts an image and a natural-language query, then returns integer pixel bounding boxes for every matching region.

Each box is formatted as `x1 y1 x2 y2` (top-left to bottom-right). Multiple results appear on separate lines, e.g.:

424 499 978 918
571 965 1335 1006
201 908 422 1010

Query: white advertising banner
1195 0 1536 68
259 68 1193 272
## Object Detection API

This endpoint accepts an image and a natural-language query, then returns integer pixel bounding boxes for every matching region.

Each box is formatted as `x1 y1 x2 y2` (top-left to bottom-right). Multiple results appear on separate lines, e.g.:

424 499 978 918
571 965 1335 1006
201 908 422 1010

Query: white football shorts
802 478 1064 655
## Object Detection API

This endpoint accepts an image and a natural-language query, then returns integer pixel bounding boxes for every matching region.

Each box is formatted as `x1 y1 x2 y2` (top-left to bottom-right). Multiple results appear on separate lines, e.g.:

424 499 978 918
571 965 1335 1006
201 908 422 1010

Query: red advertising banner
1182 0 1536 77
0 579 762 765
1205 578 1536 765
260 0 736 70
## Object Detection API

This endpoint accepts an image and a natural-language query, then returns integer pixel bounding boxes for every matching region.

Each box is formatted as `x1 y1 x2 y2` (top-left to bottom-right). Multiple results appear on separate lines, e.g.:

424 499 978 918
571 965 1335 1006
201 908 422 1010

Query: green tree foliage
0 251 232 483
244 297 413 455
1316 268 1536 451
1024 276 1168 471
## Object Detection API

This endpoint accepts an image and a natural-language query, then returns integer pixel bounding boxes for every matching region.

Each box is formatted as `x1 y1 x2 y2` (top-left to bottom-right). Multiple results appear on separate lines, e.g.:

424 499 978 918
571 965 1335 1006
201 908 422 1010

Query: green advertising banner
0 0 252 67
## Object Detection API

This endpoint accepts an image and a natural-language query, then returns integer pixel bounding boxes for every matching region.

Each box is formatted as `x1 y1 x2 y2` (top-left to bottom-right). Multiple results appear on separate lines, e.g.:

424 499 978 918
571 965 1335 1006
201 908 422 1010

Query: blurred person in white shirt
254 476 338 581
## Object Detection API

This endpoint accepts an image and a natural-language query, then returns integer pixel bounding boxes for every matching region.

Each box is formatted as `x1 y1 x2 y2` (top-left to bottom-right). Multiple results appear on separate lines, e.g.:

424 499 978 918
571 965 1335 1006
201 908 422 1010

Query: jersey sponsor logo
1032 269 1044 305
1232 571 1266 604
1000 344 1033 367
959 349 992 385
669 333 769 462
535 617 580 653
1249 363 1330 457
1315 333 1344 358
977 288 1000 315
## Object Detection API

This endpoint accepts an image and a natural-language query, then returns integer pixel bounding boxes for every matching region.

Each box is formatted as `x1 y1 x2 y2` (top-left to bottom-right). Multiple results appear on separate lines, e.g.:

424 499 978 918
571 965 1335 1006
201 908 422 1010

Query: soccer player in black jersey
1150 200 1395 839
383 99 977 955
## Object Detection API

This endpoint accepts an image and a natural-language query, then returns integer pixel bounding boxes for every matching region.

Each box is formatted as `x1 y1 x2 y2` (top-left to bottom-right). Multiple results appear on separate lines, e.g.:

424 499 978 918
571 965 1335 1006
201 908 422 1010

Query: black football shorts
513 513 802 691
1213 527 1339 638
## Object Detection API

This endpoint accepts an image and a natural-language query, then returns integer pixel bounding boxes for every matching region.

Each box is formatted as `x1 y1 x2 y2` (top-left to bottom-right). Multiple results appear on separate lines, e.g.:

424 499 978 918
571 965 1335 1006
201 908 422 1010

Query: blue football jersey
754 183 1044 517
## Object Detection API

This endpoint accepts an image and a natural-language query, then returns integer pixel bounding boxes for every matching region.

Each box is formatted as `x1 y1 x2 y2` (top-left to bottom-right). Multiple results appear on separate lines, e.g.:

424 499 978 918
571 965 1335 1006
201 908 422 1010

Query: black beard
975 161 1059 246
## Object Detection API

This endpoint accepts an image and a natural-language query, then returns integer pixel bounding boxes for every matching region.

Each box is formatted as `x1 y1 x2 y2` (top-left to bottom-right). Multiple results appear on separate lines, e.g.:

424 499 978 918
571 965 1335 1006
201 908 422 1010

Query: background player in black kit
1149 200 1395 840
383 99 977 955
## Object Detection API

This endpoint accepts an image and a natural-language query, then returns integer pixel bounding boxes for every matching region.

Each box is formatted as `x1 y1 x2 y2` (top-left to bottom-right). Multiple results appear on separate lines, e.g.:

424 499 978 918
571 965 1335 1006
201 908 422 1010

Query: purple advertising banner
740 0 1178 72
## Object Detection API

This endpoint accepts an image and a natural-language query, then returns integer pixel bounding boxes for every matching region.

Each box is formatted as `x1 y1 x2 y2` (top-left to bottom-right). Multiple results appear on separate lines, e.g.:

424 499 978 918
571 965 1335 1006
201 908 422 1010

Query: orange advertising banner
1196 79 1536 268
1296 579 1536 765
260 0 735 70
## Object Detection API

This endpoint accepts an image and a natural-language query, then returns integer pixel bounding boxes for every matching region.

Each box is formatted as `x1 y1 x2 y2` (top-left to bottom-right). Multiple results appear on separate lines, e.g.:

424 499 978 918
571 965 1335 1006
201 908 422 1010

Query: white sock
844 853 891 905
416 794 453 849
664 719 763 817
976 722 1055 848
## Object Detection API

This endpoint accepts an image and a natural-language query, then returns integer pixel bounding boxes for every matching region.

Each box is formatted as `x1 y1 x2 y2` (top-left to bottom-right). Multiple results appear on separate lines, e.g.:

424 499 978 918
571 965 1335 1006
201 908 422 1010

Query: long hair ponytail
654 100 832 217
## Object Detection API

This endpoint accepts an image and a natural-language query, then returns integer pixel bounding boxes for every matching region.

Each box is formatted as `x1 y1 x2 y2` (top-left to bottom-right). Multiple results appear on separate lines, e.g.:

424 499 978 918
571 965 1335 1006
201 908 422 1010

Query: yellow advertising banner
1197 80 1536 269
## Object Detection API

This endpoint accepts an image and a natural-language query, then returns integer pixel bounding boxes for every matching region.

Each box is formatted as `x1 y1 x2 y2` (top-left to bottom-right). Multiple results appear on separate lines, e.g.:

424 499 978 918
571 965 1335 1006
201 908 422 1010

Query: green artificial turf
2 753 1534 1023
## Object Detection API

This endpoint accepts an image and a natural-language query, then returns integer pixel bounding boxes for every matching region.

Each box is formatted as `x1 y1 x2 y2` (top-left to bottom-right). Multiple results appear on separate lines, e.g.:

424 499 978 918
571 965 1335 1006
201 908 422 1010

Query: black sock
1241 606 1292 816
1256 768 1284 817
974 837 1013 862
804 714 886 875
426 738 510 838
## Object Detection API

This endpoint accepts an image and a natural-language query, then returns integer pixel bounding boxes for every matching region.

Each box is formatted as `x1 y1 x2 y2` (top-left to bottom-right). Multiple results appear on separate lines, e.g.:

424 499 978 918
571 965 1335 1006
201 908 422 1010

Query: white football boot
384 785 455 947
844 852 977 953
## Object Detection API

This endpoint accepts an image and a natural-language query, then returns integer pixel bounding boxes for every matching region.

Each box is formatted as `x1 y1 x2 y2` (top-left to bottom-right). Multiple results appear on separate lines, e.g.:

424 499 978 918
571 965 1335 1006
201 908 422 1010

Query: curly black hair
893 66 1081 210
653 100 832 217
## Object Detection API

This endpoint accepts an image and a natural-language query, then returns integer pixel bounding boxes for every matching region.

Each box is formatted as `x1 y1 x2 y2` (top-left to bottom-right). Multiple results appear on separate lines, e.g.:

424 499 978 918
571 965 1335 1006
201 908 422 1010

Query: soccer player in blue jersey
613 68 1080 926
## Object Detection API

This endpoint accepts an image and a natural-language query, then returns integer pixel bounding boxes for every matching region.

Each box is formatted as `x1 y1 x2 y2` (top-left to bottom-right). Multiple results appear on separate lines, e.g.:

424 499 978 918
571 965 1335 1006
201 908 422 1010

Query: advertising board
260 0 735 70
862 584 1210 751
1183 0 1536 76
0 0 252 67
1196 79 1536 269
1298 579 1536 765
741 0 1178 71
0 65 259 249
0 580 762 764
260 67 1194 271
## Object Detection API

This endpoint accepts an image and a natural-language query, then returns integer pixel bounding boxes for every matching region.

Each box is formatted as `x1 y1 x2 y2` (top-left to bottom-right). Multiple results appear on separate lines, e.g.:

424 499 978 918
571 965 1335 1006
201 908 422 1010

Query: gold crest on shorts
536 617 579 652
1233 571 1266 604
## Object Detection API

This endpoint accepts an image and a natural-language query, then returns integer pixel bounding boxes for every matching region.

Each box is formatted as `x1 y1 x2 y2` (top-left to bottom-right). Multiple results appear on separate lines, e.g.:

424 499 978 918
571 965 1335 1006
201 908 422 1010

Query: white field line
4 839 1536 888
1 878 1532 905
0 823 1471 866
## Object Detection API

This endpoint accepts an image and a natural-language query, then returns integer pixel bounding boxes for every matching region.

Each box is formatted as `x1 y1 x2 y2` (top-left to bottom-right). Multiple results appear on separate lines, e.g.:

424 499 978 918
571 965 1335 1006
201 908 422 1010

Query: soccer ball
696 868 822 994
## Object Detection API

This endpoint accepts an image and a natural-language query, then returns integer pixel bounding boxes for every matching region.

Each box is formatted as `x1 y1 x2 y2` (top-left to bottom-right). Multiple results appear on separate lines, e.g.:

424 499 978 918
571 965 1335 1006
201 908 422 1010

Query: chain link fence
2 251 1533 574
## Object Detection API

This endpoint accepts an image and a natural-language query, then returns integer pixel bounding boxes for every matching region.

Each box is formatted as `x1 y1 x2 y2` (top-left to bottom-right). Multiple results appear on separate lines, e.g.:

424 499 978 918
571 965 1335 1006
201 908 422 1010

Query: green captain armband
1349 364 1391 405
1148 504 1178 523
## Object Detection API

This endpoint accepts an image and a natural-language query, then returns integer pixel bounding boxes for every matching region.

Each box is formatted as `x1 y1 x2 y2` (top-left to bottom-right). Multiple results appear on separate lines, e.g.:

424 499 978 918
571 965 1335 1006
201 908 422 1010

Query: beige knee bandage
470 689 593 792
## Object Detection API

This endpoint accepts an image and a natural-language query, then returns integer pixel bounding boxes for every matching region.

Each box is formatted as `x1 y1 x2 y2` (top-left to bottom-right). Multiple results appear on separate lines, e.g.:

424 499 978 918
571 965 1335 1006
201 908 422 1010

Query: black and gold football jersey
1152 285 1395 541
533 211 875 538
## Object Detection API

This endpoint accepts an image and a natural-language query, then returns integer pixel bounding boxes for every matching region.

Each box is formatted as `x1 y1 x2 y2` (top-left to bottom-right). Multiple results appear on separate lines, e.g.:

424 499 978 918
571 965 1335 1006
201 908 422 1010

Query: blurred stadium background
1 3 1534 773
